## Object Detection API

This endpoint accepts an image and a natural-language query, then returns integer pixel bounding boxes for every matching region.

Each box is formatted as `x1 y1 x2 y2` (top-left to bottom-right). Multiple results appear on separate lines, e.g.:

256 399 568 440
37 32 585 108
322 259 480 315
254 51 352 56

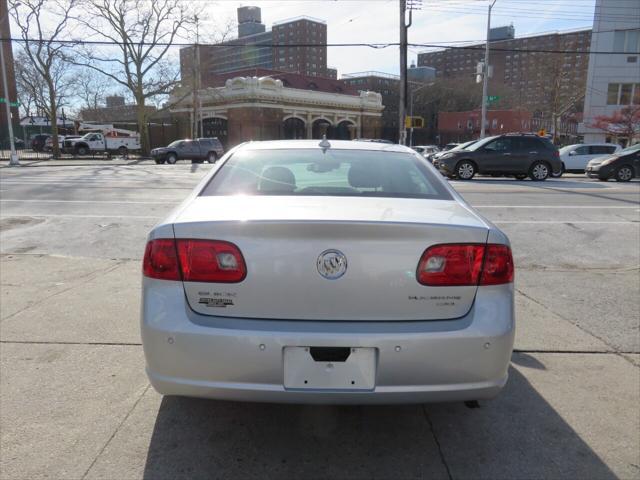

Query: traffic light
405 116 425 128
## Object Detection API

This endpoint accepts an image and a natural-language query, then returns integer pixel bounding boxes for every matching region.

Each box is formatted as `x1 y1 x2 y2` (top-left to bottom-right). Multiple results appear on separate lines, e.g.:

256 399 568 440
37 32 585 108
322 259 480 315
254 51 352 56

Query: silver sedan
141 140 515 404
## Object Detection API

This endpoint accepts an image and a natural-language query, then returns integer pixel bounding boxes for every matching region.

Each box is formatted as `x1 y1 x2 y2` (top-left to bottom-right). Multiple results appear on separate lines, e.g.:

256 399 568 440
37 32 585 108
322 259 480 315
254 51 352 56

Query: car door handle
529 151 538 154
503 152 511 155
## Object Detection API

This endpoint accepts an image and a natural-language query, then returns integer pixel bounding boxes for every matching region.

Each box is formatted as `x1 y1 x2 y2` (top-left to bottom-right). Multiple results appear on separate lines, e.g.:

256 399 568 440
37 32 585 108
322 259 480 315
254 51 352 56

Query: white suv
558 143 621 175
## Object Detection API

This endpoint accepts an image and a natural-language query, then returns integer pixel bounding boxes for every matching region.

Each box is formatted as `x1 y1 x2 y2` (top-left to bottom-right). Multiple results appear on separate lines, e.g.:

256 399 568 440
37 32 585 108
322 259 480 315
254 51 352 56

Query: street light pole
479 0 497 139
0 6 19 165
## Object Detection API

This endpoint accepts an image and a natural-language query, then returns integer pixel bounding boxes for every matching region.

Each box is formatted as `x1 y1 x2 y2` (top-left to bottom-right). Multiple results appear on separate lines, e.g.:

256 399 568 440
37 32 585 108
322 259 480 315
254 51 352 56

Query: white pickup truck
66 131 141 157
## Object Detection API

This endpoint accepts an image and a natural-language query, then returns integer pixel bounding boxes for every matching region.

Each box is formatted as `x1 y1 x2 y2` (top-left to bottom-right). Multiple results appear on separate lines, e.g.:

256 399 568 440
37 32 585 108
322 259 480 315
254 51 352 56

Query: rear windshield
200 149 452 200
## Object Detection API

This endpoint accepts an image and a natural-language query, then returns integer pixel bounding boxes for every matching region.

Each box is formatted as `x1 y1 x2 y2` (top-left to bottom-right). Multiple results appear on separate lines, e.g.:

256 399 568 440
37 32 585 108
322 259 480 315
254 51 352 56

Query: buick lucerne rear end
141 140 515 404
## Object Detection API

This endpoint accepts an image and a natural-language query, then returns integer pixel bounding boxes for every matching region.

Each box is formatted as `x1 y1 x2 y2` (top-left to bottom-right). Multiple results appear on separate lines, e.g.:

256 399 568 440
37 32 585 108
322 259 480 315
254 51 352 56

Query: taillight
143 239 246 283
417 243 513 286
176 239 246 283
479 244 514 285
417 244 485 286
143 239 180 280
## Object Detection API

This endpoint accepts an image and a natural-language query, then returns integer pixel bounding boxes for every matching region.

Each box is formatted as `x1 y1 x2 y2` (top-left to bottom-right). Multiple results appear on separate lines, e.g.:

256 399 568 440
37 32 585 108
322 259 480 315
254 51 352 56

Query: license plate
283 347 376 390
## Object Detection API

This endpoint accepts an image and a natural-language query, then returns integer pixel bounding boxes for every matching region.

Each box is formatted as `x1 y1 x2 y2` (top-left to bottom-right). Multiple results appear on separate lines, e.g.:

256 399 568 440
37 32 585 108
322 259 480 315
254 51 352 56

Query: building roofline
341 71 400 80
273 15 326 26
418 26 592 55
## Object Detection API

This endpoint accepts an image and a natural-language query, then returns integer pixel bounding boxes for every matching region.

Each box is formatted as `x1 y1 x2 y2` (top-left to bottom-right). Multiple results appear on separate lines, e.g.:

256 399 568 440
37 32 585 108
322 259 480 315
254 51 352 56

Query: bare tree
10 0 77 157
75 0 195 155
74 70 112 112
14 49 75 126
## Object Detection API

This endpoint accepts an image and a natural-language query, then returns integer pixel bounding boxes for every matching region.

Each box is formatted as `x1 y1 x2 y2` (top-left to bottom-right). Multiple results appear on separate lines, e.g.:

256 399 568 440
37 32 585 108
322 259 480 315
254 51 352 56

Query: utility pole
399 0 408 146
480 0 497 139
0 1 18 165
192 15 201 139
399 0 421 145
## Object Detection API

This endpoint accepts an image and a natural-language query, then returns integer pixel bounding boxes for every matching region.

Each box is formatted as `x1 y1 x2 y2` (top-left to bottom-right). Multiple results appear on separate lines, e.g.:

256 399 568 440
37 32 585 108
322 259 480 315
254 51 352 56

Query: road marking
0 214 162 219
0 199 177 204
494 220 638 224
475 205 640 209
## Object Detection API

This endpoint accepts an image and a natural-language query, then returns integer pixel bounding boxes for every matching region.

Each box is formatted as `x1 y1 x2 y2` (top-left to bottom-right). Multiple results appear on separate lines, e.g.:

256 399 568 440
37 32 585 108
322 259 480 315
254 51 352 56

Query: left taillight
176 239 246 283
143 238 246 283
143 239 181 280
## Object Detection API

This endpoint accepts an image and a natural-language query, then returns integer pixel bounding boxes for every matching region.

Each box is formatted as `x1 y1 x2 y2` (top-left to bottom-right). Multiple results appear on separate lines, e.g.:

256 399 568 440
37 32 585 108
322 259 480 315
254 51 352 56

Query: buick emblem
317 249 348 279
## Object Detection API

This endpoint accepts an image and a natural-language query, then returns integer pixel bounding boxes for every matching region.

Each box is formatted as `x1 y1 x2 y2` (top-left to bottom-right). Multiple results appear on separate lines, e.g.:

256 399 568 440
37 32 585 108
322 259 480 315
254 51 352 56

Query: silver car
141 140 515 404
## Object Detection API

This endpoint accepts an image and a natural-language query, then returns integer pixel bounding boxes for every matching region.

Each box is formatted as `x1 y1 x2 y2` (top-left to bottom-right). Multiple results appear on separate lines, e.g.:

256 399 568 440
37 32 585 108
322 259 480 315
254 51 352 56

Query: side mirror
568 150 577 156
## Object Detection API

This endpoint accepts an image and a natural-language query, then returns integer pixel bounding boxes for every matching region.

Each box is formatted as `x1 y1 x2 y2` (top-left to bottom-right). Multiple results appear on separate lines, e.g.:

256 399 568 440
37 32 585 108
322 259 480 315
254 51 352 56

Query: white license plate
283 347 376 390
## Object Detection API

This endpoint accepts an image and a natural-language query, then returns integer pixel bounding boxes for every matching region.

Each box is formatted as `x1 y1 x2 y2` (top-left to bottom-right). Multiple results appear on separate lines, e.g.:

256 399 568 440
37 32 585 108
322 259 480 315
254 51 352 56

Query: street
1 162 639 479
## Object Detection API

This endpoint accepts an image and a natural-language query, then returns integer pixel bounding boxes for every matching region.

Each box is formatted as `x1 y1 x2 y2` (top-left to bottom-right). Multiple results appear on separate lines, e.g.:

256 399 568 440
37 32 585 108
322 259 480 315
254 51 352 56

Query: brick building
342 72 400 142
418 28 592 114
180 7 329 86
170 75 383 147
438 109 532 143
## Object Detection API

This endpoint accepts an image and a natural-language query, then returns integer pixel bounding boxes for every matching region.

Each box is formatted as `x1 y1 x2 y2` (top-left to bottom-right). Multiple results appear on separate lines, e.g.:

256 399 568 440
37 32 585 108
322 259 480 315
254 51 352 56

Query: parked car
413 145 439 157
141 139 515 404
353 138 395 144
441 142 460 151
1 137 25 150
432 140 478 165
30 134 51 152
45 135 81 152
435 134 561 181
557 143 621 176
151 138 225 164
586 143 640 182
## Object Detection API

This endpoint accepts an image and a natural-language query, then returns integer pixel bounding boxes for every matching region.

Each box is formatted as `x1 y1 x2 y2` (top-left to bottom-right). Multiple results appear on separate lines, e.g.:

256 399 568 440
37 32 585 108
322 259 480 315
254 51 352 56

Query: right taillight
417 243 513 286
479 244 514 285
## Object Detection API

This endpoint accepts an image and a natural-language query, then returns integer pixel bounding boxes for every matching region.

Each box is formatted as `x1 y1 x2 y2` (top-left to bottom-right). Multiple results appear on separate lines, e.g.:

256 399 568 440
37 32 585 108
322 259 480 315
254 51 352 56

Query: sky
195 0 598 76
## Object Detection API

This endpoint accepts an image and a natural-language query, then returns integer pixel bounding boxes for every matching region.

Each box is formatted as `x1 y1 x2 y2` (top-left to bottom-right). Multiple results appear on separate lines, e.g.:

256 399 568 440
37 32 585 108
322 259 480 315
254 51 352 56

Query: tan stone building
170 76 384 147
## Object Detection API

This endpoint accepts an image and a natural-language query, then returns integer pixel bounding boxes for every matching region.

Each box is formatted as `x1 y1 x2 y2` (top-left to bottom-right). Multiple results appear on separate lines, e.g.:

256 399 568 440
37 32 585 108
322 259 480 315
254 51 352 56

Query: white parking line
475 205 639 209
494 220 638 224
0 214 162 219
0 199 176 204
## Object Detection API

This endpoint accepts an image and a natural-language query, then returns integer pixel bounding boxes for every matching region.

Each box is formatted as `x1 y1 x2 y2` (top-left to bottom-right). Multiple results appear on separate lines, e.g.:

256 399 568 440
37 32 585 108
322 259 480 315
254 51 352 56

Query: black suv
151 138 225 164
435 134 561 181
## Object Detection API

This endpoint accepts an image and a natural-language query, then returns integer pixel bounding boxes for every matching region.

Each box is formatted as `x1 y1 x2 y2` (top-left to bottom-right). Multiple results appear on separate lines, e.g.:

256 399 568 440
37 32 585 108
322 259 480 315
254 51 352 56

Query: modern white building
579 0 640 144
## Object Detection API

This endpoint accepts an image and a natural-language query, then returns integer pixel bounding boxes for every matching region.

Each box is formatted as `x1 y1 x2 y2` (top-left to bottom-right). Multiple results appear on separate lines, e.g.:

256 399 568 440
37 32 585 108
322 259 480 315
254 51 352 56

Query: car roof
236 139 410 153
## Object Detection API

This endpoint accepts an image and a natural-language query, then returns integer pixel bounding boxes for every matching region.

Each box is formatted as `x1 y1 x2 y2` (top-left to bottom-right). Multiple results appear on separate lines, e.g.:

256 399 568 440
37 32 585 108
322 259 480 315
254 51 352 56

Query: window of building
613 29 640 53
607 83 620 105
620 83 633 104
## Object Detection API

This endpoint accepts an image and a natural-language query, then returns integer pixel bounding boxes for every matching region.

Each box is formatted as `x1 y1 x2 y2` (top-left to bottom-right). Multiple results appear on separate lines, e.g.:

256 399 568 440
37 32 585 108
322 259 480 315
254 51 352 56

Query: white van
558 143 621 175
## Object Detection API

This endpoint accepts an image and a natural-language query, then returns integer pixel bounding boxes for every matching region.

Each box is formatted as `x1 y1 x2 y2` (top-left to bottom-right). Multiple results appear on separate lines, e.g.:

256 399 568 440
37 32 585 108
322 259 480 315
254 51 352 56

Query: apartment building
580 0 640 144
342 72 400 142
180 7 329 87
417 28 592 113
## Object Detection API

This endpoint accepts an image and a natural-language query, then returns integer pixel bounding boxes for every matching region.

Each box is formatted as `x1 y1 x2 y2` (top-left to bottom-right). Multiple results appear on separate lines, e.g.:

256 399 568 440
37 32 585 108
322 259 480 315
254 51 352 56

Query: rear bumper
141 279 515 404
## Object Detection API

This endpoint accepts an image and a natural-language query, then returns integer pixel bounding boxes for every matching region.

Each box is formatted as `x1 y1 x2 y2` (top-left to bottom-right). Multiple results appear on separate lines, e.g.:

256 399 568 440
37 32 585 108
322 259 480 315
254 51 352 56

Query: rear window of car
590 145 616 154
200 149 452 200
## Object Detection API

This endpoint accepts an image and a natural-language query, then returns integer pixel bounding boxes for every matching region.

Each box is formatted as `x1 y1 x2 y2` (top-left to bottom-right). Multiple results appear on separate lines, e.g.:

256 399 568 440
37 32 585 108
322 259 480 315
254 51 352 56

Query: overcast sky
197 0 597 76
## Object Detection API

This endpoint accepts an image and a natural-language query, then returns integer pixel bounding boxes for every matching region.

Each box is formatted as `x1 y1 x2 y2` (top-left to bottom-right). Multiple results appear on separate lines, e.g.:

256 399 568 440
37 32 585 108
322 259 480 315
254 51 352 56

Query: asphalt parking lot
1 161 639 480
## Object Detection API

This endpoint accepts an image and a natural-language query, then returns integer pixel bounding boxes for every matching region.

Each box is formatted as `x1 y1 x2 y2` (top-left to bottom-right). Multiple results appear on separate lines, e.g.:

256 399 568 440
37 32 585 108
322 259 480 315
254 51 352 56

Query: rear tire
551 163 565 178
166 153 177 165
207 152 217 163
529 161 550 181
455 160 476 180
615 165 634 182
118 146 128 158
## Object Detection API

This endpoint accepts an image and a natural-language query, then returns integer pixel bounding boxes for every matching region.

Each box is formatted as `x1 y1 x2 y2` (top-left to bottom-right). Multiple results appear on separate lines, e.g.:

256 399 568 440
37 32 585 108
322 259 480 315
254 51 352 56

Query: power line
3 37 639 55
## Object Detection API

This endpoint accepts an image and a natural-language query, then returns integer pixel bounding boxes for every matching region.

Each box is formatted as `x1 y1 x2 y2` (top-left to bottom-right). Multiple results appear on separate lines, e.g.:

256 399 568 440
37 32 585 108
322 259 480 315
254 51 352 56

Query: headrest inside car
348 163 381 189
258 166 297 193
